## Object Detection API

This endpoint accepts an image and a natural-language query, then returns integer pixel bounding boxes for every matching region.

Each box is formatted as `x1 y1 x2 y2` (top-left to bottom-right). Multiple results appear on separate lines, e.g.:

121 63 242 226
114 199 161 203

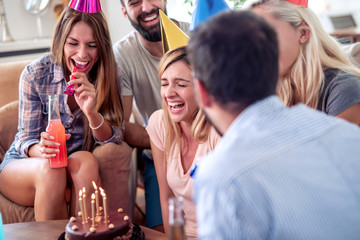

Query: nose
165 84 176 98
77 44 88 59
142 0 153 13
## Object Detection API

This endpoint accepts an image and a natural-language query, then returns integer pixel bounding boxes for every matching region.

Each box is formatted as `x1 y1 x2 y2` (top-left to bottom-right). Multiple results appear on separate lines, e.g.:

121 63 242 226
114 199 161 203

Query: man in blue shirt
187 10 360 240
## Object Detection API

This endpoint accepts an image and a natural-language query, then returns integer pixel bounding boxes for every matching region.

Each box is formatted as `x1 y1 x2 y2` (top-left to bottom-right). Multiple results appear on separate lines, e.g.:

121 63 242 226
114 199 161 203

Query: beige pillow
343 42 360 68
0 100 19 162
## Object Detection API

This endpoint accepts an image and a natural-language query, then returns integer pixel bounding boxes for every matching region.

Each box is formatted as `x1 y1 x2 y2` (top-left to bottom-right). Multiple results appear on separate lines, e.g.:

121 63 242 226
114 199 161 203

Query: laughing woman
0 3 129 221
245 0 360 125
146 47 221 239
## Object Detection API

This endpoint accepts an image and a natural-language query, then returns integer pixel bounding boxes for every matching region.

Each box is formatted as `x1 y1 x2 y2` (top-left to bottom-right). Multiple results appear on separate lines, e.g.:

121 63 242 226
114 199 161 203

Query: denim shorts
0 143 23 172
143 152 163 228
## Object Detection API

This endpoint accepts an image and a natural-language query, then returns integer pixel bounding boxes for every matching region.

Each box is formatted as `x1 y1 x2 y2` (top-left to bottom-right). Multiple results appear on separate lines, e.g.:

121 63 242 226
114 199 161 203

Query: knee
36 161 67 190
68 151 99 174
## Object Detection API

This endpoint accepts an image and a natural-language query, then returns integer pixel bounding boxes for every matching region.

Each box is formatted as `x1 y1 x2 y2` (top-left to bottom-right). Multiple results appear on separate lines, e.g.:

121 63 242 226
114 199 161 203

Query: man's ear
194 78 211 109
298 22 310 44
122 6 128 18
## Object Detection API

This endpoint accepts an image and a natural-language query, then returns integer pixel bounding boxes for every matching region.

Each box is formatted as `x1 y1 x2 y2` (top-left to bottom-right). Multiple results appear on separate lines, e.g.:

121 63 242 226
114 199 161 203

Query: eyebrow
161 78 190 82
67 37 97 44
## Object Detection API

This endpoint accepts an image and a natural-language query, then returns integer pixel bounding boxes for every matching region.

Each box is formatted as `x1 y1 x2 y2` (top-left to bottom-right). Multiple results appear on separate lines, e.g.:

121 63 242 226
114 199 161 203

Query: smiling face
64 21 99 75
161 60 198 124
253 7 301 78
122 0 167 42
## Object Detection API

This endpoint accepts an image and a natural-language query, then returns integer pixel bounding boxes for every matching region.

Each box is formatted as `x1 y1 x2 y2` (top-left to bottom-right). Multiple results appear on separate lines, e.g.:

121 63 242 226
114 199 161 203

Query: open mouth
139 11 159 26
168 102 185 112
72 59 90 72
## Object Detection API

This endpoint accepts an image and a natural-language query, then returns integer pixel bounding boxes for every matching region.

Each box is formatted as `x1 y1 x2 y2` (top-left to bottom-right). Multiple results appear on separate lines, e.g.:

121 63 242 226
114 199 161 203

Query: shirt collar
225 95 284 137
52 63 66 83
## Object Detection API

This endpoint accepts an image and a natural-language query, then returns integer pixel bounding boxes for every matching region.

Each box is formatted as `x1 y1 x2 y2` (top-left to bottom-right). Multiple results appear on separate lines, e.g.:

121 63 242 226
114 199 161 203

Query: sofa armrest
0 100 19 163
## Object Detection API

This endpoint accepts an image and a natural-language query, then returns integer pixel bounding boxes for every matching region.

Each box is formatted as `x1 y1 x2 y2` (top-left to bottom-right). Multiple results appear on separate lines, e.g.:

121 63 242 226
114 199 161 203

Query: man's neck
137 32 163 58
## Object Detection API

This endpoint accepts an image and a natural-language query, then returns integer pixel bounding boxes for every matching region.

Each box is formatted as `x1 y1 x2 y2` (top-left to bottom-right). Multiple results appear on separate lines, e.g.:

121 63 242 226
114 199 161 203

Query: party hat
190 0 230 31
159 10 189 54
286 0 308 7
0 213 5 240
69 0 102 13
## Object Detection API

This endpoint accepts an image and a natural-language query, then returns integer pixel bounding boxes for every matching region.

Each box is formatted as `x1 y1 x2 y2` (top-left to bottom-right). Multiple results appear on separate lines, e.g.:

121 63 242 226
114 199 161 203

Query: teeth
74 60 88 66
143 14 157 22
168 102 183 107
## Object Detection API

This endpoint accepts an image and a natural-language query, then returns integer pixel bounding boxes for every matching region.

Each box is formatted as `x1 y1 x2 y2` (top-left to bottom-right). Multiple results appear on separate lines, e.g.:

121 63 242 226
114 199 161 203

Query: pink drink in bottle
46 94 67 168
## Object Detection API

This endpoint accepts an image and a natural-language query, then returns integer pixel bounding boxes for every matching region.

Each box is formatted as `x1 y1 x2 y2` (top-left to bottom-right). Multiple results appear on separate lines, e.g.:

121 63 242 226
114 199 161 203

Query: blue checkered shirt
13 55 123 157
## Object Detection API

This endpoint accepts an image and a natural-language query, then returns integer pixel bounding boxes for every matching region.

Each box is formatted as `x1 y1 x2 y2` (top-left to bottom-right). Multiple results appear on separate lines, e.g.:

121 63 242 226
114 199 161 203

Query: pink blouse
147 109 221 239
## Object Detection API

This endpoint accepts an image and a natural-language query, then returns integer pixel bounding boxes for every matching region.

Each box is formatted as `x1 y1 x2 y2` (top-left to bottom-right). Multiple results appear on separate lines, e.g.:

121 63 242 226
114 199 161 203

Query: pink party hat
286 0 308 7
69 0 102 13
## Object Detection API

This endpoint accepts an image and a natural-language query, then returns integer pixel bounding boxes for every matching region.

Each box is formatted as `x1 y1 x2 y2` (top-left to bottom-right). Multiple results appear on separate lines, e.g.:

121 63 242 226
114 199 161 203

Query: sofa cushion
343 42 360 68
0 60 30 108
0 100 19 162
0 192 35 224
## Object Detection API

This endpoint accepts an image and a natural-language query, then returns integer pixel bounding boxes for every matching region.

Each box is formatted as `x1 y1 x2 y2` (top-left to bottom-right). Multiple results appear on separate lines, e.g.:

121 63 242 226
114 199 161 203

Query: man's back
195 96 360 240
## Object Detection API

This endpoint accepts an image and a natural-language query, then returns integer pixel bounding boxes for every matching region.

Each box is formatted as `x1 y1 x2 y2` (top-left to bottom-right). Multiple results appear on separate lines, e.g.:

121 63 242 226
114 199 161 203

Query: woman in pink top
146 47 220 239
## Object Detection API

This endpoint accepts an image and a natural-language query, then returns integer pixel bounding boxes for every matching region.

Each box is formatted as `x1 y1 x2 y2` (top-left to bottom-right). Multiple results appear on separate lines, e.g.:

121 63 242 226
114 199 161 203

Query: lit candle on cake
92 181 100 216
79 190 85 224
100 187 108 223
91 193 96 228
82 187 88 222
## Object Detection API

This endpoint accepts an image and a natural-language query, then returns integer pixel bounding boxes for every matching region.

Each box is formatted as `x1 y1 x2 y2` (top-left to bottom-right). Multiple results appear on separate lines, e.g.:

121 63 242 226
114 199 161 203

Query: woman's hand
37 132 71 159
68 71 97 116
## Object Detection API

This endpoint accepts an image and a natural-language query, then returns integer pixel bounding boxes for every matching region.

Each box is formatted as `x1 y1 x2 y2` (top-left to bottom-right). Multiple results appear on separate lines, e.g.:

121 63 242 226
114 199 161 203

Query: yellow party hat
159 10 189 54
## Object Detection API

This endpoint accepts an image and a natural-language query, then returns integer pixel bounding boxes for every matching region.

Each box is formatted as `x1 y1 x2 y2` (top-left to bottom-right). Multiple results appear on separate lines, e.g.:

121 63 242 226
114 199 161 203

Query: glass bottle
46 94 67 168
169 196 187 240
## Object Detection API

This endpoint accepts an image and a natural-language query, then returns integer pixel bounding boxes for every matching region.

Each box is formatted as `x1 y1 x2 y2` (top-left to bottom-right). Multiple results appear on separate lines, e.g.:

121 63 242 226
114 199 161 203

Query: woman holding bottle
0 1 127 221
146 47 221 239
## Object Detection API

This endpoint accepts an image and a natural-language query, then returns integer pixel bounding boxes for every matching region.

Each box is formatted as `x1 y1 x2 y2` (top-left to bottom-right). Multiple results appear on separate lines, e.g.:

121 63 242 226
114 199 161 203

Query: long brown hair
51 7 124 151
158 47 211 163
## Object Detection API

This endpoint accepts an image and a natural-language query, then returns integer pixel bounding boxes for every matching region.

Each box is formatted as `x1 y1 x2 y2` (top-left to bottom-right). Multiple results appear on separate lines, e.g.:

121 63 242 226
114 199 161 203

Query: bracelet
89 113 104 130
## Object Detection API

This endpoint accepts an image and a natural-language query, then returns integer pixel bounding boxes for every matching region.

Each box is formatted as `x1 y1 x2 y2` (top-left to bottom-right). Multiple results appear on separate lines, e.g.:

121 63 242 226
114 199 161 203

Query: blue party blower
0 213 5 240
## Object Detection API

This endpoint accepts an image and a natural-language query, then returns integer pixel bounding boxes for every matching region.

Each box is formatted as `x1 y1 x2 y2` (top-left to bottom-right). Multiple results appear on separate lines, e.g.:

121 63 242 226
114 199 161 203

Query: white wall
1 0 191 44
1 0 133 42
101 0 133 43
2 0 359 47
3 0 56 40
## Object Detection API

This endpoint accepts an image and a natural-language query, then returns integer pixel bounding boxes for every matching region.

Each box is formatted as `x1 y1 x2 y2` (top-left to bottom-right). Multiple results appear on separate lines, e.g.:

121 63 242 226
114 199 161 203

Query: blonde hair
158 47 211 163
244 0 360 108
52 7 123 151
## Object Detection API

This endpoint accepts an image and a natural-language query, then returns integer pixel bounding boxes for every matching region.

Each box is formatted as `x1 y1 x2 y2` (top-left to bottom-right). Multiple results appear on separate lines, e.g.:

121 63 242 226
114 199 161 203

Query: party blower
64 67 77 95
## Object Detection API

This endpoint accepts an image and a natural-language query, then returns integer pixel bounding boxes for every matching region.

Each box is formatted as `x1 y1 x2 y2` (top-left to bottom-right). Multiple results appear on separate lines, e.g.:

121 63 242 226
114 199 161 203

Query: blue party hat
0 213 5 240
190 0 230 31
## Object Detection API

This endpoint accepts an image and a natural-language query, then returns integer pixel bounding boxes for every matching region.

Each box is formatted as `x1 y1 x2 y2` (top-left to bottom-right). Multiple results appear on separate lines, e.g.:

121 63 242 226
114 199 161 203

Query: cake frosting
65 209 133 240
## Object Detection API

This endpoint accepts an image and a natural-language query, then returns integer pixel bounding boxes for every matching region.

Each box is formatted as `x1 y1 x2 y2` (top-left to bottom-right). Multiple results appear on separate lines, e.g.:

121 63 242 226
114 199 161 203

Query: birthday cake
65 208 133 240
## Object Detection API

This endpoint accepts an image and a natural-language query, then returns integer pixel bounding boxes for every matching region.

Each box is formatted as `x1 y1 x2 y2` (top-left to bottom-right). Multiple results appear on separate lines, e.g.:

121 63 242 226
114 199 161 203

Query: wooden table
3 219 167 240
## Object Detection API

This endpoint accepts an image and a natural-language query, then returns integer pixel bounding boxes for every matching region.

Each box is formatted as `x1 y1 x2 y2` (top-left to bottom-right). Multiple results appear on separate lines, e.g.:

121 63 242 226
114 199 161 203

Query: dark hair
187 10 279 109
120 0 124 7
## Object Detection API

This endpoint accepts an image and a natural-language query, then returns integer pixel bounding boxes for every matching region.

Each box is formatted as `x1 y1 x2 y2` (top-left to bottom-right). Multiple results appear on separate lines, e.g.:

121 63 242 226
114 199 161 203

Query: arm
151 139 174 235
122 96 151 148
336 103 360 125
69 71 114 142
